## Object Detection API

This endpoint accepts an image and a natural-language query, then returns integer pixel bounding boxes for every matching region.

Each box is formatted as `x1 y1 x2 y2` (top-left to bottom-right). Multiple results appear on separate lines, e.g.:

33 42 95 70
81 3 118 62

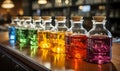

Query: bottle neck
12 20 17 24
43 19 54 31
19 20 24 26
43 19 52 26
57 21 66 27
23 20 32 28
93 21 106 30
89 20 112 37
55 20 68 31
72 21 84 29
68 20 87 34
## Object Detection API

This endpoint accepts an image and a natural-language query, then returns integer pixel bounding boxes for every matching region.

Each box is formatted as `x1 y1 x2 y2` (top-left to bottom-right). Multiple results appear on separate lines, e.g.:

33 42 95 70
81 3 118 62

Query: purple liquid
87 36 112 64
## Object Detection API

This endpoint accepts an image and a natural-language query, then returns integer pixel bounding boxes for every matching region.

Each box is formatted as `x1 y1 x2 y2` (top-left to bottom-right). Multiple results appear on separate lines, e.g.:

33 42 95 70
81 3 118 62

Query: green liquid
28 29 38 51
17 28 28 50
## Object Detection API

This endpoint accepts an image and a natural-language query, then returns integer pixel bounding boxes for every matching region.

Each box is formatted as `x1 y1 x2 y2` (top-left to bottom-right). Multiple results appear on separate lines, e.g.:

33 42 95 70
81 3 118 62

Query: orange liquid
65 35 87 59
38 31 51 49
50 32 65 53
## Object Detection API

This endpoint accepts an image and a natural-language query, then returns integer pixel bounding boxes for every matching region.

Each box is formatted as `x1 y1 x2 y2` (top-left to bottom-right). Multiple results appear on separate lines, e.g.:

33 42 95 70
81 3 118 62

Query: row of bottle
8 16 112 64
109 9 120 18
76 0 106 5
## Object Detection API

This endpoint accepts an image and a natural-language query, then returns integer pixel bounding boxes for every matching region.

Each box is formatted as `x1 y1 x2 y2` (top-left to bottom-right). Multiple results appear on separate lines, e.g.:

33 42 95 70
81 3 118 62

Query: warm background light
99 5 105 10
65 0 69 4
38 0 47 4
79 6 83 10
18 9 24 15
1 0 15 9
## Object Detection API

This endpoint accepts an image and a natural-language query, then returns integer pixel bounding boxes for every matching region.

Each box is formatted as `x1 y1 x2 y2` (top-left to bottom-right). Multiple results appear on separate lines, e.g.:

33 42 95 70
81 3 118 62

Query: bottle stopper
93 16 106 22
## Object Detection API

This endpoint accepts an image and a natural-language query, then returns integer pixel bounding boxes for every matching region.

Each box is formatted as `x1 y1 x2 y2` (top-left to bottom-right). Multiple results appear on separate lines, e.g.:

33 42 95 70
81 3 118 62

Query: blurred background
0 0 120 37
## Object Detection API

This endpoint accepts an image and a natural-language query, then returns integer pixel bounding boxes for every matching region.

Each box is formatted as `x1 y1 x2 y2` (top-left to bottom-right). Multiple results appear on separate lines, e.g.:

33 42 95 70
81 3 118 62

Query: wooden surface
0 31 120 71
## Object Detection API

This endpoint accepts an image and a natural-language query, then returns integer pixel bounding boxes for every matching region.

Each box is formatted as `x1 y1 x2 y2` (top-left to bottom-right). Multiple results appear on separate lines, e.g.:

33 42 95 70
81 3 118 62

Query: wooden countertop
0 31 120 71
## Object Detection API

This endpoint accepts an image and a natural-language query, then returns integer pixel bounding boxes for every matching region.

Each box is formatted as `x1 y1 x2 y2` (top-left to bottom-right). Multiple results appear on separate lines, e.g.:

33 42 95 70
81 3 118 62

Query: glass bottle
17 16 31 50
9 16 19 46
87 16 112 64
16 16 24 45
65 16 87 59
38 16 54 49
28 16 41 54
51 16 68 53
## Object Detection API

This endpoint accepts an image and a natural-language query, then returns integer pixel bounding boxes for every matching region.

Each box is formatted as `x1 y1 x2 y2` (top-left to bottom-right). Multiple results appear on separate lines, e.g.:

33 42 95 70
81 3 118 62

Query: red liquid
87 36 112 64
65 35 87 59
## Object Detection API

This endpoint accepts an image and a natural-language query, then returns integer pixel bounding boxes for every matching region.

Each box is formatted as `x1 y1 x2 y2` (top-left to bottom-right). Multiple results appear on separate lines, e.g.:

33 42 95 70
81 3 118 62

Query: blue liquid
9 27 16 46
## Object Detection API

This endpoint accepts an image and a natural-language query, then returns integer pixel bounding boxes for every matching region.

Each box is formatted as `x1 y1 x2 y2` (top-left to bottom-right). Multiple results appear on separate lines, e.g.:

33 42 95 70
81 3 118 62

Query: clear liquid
87 36 112 64
38 31 51 49
65 35 87 59
50 32 65 53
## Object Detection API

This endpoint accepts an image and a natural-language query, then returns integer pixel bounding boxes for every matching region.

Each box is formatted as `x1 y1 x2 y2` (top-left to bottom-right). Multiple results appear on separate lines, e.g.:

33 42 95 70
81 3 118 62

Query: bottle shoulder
71 27 87 33
88 28 112 37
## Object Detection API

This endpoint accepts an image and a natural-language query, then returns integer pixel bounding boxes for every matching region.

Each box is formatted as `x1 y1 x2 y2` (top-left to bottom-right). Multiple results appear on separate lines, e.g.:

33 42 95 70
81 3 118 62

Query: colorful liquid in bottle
65 35 87 59
16 28 19 44
50 32 65 53
17 28 28 49
87 36 112 64
38 31 51 49
28 29 38 51
9 27 16 46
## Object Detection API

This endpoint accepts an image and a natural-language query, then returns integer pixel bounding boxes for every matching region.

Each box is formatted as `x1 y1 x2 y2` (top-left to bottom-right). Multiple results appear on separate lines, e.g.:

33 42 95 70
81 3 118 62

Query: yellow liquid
51 32 65 53
38 31 51 49
39 49 50 62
